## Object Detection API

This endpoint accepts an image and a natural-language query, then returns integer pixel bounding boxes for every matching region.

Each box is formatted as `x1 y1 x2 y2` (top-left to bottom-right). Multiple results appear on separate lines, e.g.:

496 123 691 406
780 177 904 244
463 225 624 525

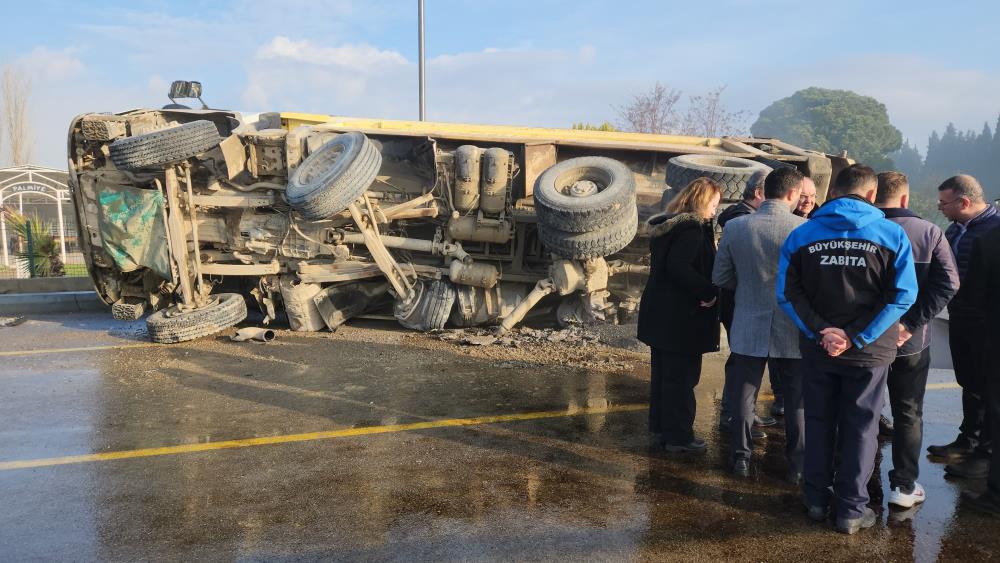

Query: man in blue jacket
875 172 960 508
929 175 1000 480
777 164 917 535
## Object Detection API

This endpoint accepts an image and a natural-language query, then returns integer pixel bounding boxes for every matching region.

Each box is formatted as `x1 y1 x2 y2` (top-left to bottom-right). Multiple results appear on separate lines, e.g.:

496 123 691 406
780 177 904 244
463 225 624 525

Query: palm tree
2 206 64 277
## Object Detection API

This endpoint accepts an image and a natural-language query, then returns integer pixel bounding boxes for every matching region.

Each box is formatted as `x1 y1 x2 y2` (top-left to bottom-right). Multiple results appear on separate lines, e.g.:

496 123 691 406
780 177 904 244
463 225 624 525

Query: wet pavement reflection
0 313 996 561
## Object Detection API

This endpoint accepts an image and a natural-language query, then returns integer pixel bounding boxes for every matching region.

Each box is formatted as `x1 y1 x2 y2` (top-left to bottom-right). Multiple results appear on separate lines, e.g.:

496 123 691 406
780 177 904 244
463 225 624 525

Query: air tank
453 145 481 212
480 147 511 215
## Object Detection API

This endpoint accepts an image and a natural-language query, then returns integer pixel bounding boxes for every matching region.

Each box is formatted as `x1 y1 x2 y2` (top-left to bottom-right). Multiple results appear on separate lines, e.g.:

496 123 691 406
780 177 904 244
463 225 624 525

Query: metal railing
0 223 88 279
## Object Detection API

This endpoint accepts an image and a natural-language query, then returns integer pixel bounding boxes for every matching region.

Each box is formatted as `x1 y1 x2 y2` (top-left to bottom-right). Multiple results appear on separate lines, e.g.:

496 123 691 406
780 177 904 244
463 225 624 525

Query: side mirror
167 81 207 109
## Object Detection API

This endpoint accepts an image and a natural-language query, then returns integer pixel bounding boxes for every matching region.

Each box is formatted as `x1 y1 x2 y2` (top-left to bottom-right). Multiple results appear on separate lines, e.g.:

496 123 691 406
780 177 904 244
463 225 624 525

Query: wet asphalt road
0 313 997 562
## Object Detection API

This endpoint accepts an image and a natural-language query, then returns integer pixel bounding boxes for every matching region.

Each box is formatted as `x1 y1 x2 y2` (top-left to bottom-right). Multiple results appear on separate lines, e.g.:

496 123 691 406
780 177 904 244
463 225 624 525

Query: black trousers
721 356 785 421
725 354 803 470
987 333 1000 498
803 360 888 520
887 348 931 492
766 358 785 399
950 316 991 454
718 315 781 420
649 348 702 445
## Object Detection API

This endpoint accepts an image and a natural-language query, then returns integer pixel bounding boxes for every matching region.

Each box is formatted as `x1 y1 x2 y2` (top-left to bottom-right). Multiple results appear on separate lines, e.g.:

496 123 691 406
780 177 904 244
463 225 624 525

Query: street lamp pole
418 0 426 121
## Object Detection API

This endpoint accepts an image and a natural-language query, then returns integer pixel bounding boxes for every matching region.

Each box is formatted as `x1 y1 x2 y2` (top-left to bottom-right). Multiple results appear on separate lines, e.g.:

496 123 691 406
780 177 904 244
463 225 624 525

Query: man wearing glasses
929 175 1000 480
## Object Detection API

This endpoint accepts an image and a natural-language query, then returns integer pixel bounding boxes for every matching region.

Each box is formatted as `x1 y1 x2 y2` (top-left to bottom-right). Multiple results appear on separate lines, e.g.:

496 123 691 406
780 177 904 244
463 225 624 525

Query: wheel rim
569 180 599 198
299 145 345 184
165 295 221 317
555 166 612 198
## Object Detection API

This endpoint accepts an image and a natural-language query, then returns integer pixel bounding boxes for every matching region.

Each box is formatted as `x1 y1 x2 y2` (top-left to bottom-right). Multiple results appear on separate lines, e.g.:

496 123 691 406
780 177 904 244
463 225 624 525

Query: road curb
0 291 105 315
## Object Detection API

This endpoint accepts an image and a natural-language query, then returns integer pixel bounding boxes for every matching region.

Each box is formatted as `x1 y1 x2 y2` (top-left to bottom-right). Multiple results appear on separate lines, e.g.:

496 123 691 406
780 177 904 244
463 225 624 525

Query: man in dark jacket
875 172 960 508
777 164 917 534
929 175 1000 479
717 174 765 230
962 226 1000 516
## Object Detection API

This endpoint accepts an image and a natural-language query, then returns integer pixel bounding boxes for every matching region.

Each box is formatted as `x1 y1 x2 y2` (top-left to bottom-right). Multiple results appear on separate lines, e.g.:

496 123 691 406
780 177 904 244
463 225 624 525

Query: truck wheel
394 279 456 331
666 154 772 201
146 293 247 343
538 203 638 259
108 120 222 171
533 156 636 232
286 132 382 221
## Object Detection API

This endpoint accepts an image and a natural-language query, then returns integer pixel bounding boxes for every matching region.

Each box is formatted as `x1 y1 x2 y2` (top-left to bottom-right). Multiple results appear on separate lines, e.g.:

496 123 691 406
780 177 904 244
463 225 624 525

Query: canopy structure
0 164 71 268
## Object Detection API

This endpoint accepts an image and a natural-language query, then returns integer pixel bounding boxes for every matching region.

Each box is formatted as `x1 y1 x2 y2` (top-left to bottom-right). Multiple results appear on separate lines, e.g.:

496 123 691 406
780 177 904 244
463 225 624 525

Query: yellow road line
926 382 961 390
0 343 158 357
0 404 646 471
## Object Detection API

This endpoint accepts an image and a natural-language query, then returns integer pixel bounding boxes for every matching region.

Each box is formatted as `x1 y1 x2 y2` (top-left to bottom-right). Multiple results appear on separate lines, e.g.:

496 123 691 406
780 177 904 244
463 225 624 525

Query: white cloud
15 47 85 81
239 39 625 128
257 36 408 69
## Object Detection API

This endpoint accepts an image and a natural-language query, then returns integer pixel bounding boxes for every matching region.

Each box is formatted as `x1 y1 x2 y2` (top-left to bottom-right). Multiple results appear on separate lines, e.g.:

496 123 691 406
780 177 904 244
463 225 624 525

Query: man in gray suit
713 167 808 478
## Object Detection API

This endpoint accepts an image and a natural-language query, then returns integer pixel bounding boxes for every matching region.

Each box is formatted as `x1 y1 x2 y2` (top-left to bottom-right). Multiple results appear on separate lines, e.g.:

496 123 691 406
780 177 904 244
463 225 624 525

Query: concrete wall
0 277 94 294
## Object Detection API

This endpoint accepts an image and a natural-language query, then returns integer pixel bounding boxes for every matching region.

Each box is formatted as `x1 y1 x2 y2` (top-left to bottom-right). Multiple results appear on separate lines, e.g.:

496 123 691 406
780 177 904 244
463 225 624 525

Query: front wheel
146 293 247 343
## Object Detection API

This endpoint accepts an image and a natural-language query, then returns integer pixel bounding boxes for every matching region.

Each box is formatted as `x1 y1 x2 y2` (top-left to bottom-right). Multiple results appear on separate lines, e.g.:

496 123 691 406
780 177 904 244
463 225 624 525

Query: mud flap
313 280 391 331
96 185 171 280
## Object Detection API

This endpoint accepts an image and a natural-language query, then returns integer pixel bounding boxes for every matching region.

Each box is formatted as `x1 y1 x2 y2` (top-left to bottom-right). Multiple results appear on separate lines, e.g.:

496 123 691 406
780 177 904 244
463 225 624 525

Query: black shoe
786 470 803 486
835 507 877 535
878 415 894 438
755 414 778 427
804 500 827 522
928 435 976 458
664 438 707 453
964 491 1000 517
945 456 990 479
770 401 785 417
732 457 750 477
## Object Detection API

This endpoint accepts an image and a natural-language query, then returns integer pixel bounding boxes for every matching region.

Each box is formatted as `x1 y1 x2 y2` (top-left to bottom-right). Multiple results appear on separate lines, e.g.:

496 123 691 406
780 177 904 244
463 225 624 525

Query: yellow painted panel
279 112 723 149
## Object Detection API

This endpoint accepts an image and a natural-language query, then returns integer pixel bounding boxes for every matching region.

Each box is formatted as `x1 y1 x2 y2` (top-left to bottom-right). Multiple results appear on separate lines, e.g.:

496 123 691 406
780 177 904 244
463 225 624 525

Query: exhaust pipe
232 327 276 342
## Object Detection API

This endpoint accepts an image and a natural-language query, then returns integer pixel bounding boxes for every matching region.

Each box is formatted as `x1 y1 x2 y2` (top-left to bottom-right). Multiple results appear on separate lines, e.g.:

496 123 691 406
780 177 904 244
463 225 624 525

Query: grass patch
64 264 89 277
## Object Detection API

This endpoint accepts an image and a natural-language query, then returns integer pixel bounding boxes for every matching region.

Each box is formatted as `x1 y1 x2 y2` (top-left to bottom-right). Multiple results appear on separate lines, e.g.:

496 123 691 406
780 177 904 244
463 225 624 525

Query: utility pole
418 0 426 121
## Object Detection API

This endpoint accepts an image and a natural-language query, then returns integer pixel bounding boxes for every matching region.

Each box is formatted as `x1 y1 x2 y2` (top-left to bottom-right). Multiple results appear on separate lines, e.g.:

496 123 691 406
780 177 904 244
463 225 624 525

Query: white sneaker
887 482 926 508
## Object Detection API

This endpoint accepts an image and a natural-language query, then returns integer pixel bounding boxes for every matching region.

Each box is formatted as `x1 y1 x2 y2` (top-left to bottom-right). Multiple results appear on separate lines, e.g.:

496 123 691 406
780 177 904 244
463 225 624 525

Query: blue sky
4 0 1000 167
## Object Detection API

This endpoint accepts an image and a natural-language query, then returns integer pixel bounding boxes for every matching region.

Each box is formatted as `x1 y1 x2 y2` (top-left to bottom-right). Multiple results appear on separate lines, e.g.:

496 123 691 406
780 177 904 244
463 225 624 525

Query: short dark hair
764 167 804 199
876 171 909 204
938 174 985 203
832 164 877 197
741 170 768 201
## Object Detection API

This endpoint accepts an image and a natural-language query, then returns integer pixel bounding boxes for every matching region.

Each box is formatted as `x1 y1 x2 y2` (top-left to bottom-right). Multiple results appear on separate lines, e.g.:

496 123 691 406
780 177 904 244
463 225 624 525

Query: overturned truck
68 102 850 343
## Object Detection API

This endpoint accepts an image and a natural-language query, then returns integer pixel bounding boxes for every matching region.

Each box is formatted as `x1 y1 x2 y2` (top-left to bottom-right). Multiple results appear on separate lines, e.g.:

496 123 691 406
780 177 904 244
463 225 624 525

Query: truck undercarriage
68 106 848 343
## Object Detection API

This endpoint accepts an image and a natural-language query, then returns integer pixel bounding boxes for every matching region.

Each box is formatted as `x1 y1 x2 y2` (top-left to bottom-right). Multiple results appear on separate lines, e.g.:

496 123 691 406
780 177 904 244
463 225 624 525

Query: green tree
2 207 64 277
890 140 924 184
751 87 902 169
571 122 619 132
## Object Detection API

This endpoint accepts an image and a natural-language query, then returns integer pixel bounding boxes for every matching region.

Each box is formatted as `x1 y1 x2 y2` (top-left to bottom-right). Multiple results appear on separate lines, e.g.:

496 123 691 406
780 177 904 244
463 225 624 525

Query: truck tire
108 120 222 170
146 293 247 344
538 203 638 259
394 279 456 331
534 156 636 232
286 132 382 221
666 154 771 201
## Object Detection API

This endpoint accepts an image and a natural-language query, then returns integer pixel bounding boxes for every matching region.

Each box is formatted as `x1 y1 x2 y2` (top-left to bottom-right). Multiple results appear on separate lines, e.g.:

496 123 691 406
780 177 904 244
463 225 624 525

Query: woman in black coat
637 177 722 452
